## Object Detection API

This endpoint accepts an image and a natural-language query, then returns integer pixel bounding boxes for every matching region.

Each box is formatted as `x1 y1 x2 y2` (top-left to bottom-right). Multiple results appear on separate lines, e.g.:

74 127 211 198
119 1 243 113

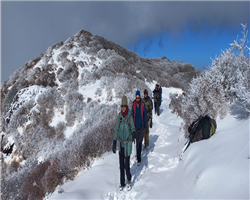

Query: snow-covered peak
0 29 198 200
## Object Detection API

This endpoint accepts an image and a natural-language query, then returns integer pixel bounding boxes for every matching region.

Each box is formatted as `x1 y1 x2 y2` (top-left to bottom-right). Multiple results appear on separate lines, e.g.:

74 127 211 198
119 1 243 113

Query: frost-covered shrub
169 77 183 89
25 54 44 71
1 157 7 179
27 67 42 85
94 68 115 79
97 49 114 60
60 79 79 95
6 161 20 176
65 91 85 126
21 124 54 158
1 135 8 151
95 88 102 97
86 45 100 55
41 157 63 194
42 63 58 72
181 76 228 136
61 43 76 51
2 156 38 200
90 56 96 62
113 75 151 103
5 68 23 87
41 54 51 65
180 24 250 136
45 41 64 55
35 71 56 87
43 123 57 139
55 122 66 140
2 84 19 115
102 54 128 73
37 87 64 111
178 63 195 73
57 51 69 63
30 108 53 128
56 104 118 183
57 139 82 180
79 69 95 86
158 77 170 87
169 93 184 117
58 61 79 83
20 160 50 200
8 100 35 132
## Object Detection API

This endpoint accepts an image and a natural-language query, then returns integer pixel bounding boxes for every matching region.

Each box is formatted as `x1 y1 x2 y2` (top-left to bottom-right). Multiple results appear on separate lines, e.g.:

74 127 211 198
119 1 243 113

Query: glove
132 131 136 143
112 140 116 154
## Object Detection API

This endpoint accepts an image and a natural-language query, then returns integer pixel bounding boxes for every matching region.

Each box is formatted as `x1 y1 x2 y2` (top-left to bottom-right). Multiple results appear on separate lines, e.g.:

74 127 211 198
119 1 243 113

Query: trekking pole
134 141 138 181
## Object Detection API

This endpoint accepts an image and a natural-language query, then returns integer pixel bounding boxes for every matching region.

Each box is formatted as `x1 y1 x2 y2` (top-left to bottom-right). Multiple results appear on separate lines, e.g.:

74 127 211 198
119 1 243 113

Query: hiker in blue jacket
131 90 148 166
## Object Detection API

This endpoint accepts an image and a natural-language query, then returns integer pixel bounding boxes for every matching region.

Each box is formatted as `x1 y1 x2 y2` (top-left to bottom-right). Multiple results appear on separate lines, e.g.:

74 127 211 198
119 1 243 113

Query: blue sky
1 1 249 82
129 25 244 70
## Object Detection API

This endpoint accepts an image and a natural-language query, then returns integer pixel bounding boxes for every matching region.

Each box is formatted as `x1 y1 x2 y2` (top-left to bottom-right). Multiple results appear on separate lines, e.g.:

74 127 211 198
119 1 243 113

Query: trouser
144 120 150 147
155 101 160 116
119 147 131 187
136 128 144 163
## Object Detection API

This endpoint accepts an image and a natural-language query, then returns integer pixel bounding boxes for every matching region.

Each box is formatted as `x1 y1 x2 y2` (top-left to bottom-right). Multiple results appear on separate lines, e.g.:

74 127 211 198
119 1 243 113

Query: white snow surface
48 86 249 200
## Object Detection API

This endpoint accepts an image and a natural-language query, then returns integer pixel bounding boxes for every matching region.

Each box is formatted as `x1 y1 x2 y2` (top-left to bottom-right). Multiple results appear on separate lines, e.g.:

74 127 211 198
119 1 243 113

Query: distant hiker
158 84 162 106
132 90 148 166
153 84 161 116
112 95 136 191
143 89 153 150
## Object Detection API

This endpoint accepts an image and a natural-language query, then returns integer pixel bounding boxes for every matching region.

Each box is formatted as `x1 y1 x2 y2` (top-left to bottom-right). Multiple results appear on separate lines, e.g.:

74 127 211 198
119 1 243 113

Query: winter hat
144 89 148 94
136 90 141 97
121 95 128 106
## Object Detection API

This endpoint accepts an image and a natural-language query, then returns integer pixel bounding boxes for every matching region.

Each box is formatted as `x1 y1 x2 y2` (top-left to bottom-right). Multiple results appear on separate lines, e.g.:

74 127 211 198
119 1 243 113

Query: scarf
121 107 128 118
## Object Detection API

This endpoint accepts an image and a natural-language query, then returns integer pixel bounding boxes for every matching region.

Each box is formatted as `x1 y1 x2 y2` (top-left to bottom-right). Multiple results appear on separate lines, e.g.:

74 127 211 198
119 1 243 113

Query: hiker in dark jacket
158 84 162 106
131 90 148 165
113 95 136 191
142 89 153 150
153 85 161 116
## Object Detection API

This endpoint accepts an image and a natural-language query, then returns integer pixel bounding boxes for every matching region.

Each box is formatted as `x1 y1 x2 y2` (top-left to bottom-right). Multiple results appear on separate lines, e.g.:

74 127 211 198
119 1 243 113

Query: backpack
182 115 217 153
188 115 217 143
117 114 132 142
117 114 133 153
118 114 131 131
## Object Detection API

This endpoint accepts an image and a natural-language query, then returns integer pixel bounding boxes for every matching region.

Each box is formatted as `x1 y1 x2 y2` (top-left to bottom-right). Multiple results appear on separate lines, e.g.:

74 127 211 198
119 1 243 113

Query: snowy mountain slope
48 86 249 200
1 28 197 163
1 29 199 200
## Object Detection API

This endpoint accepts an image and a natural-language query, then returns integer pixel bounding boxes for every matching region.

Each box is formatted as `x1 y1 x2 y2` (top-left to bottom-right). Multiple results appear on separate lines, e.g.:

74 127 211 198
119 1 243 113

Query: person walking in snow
153 84 161 116
112 95 136 191
131 90 148 166
142 89 153 150
158 84 162 107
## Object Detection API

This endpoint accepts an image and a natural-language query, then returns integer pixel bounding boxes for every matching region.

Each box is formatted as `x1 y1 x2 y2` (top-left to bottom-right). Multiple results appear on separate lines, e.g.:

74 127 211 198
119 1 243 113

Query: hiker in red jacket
131 90 148 166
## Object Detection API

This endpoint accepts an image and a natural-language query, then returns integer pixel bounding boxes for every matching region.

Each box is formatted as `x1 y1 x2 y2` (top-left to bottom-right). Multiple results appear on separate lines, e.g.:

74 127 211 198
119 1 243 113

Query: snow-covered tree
180 24 250 136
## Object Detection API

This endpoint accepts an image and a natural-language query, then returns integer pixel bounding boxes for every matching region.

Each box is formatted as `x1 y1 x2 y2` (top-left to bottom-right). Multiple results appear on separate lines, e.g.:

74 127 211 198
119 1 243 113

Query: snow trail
48 86 249 200
48 88 184 200
103 95 183 200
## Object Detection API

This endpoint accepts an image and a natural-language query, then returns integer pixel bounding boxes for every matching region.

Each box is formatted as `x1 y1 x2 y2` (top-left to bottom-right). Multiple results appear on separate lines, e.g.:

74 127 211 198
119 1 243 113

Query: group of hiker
112 83 217 191
112 84 162 191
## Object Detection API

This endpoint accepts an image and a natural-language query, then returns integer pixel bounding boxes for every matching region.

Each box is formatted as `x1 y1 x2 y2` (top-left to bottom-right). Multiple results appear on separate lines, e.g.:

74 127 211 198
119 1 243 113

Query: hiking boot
119 185 125 191
127 181 132 191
